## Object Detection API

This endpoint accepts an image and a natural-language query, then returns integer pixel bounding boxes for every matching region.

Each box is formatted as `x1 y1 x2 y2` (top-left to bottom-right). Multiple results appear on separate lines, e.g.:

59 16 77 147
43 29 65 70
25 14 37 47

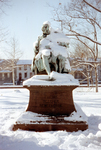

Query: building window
2 73 4 80
19 73 22 81
7 73 10 78
19 67 22 70
24 65 27 70
24 72 27 78
5 73 7 79
30 72 32 77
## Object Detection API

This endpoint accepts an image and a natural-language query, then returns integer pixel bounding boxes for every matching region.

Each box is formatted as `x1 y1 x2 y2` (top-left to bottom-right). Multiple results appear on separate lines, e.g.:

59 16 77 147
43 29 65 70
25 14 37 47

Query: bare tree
70 40 93 58
50 0 101 92
70 40 94 86
4 37 23 85
0 0 10 47
0 0 10 15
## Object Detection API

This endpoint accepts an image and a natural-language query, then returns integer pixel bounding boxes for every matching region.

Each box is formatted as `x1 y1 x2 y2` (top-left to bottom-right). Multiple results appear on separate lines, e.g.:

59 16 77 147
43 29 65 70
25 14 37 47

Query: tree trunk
87 65 89 87
95 66 98 92
87 73 89 87
12 68 15 85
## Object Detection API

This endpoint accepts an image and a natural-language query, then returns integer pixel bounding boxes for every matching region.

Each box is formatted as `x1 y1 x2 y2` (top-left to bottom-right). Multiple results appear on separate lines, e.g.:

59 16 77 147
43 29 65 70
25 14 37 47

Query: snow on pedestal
23 71 79 86
14 103 88 125
13 102 88 132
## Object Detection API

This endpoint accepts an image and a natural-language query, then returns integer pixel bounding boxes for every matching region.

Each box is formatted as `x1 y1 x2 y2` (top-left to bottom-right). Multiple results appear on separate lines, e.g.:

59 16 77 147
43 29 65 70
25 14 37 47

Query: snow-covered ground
0 87 101 150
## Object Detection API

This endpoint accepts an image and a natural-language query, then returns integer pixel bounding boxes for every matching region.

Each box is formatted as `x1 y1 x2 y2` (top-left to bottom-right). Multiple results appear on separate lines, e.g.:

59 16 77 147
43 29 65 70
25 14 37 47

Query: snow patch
64 103 88 122
15 111 51 124
23 71 79 86
14 102 87 125
13 90 21 93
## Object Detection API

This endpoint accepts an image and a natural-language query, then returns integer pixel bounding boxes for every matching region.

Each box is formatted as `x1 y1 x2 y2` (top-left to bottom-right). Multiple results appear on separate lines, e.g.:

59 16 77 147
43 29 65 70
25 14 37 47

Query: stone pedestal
13 85 88 132
13 115 88 132
26 85 77 116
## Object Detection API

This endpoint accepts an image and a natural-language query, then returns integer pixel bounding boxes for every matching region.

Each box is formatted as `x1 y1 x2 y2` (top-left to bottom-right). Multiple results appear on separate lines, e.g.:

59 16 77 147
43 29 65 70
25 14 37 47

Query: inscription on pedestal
26 85 77 116
40 103 62 108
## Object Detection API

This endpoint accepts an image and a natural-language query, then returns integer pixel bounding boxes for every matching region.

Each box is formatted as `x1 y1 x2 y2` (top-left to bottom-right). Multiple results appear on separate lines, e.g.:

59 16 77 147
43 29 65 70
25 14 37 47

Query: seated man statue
31 21 71 75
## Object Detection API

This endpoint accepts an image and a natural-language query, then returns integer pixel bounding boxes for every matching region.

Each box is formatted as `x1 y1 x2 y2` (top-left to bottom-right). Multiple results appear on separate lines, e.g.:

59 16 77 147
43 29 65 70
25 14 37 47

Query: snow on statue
31 21 71 75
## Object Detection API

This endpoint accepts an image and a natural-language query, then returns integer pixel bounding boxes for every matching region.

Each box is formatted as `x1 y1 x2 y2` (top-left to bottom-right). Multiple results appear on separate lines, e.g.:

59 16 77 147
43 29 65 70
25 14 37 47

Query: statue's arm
33 42 39 56
34 35 43 55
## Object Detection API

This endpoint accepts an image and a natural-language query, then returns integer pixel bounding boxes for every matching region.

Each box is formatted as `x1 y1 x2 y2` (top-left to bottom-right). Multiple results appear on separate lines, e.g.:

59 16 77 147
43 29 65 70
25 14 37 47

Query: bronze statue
31 21 71 75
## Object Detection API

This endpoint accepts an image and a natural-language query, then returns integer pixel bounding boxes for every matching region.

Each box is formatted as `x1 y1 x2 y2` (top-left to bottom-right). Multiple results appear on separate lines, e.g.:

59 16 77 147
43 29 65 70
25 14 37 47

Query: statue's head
42 21 51 35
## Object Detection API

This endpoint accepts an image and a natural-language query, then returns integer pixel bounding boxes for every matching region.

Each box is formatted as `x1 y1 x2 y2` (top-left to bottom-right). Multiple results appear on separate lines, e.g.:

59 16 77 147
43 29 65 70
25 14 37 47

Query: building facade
16 60 34 84
0 59 34 85
0 58 101 85
0 60 13 85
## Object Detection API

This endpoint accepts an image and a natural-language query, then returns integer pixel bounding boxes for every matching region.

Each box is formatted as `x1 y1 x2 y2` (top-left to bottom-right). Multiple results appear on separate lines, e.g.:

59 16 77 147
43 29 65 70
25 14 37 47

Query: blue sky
1 0 66 60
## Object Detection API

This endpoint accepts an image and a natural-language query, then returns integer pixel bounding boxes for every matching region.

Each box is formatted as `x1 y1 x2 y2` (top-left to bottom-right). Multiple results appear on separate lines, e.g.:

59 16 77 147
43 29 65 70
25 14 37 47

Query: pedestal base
12 111 88 132
13 73 88 132
13 122 88 132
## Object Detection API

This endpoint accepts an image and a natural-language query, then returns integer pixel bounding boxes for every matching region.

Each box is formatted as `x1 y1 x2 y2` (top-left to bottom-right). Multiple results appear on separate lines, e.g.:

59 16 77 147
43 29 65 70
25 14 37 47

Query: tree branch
66 33 101 45
71 62 95 68
83 0 101 13
76 36 95 58
68 15 101 30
